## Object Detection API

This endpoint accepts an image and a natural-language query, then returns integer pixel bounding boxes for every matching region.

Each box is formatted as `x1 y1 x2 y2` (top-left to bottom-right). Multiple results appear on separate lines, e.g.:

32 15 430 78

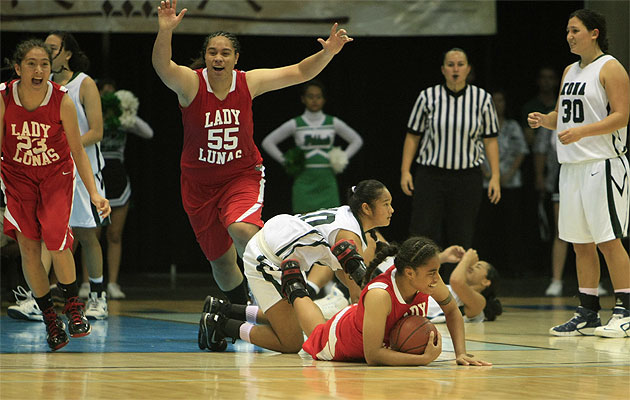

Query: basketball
389 315 438 355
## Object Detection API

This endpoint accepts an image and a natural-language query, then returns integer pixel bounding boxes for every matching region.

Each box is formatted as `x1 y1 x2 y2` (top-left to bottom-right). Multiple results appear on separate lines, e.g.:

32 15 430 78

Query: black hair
442 47 469 65
480 262 502 321
569 9 609 52
10 38 52 68
96 77 117 92
47 31 90 73
394 236 441 272
362 241 399 287
346 179 387 217
190 31 241 69
300 79 326 98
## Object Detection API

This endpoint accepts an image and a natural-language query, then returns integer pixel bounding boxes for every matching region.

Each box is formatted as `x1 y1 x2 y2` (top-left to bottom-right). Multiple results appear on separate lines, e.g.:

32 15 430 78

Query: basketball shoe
202 295 231 316
545 280 563 297
7 286 43 321
86 291 108 320
314 285 350 320
63 296 91 337
78 282 90 299
549 306 601 336
594 307 630 338
198 312 228 351
42 307 69 351
107 282 126 299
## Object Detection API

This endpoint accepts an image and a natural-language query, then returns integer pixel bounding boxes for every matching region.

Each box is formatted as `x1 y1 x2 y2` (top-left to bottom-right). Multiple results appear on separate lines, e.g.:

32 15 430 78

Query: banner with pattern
0 0 496 36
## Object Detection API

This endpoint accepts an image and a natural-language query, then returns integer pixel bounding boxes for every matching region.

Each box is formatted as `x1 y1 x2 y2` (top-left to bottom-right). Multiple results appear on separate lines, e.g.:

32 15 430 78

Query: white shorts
558 157 629 244
243 214 341 313
69 170 108 228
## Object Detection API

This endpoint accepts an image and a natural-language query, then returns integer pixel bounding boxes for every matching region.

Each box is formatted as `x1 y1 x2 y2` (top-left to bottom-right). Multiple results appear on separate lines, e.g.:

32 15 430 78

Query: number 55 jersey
180 69 262 185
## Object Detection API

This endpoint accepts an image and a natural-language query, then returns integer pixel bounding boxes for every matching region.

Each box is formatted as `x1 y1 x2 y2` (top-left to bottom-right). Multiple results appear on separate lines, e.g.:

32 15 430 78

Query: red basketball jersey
180 69 262 185
303 265 430 361
1 80 71 170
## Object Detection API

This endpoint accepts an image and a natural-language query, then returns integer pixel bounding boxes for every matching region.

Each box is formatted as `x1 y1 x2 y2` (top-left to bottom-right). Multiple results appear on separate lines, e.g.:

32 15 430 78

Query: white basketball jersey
297 206 368 251
63 72 105 174
556 55 627 164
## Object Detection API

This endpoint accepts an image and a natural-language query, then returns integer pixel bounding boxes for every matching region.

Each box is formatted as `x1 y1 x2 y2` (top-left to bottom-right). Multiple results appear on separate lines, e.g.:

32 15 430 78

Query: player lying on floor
298 236 491 365
372 242 503 324
198 179 393 353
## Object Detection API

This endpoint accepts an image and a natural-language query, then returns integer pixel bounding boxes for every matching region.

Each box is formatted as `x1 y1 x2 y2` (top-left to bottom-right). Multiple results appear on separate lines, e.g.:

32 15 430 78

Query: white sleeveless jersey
63 72 105 174
556 55 627 164
297 206 368 251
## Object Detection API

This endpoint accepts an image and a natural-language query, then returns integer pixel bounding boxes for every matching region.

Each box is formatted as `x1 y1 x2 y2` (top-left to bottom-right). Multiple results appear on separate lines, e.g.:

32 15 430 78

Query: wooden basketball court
1 295 628 399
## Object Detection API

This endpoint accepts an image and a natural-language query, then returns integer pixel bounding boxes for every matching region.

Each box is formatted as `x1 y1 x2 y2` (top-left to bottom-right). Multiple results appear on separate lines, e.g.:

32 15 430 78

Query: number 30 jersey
1 80 71 170
180 69 263 185
556 54 627 164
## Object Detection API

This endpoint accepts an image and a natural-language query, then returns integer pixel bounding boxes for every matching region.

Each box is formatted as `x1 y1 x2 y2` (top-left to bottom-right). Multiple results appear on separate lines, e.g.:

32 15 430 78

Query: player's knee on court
331 239 366 283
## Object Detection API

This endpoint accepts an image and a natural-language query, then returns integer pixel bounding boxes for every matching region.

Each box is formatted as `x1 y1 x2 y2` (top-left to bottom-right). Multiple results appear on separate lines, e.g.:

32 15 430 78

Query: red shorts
1 158 75 250
181 168 265 260
303 305 364 361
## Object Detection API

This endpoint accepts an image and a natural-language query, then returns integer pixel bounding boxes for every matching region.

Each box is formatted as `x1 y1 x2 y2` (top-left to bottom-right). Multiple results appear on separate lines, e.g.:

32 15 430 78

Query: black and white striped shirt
407 84 499 170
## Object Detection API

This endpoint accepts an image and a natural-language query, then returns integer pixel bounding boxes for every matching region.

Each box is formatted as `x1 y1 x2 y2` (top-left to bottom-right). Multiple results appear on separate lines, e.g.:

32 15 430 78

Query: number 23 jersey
1 80 71 171
556 54 627 164
180 69 263 185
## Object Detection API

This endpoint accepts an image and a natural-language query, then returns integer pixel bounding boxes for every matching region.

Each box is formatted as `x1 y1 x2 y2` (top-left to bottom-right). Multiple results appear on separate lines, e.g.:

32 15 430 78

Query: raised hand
317 23 353 55
157 0 188 31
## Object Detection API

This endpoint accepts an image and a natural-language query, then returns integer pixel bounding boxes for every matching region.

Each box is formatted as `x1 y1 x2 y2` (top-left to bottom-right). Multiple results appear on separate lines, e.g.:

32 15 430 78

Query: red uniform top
1 80 71 171
303 265 430 361
179 69 263 185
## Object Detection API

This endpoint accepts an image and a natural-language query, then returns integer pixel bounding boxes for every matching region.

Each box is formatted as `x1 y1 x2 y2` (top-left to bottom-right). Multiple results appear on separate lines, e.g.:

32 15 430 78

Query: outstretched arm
434 277 491 366
246 23 353 98
152 0 198 106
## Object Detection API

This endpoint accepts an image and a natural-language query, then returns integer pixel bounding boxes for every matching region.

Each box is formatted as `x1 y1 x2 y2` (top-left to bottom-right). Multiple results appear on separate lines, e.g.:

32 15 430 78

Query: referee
400 48 501 251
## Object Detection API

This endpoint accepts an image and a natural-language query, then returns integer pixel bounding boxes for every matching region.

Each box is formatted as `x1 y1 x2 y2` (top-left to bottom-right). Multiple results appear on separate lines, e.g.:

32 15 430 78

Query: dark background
4 0 621 283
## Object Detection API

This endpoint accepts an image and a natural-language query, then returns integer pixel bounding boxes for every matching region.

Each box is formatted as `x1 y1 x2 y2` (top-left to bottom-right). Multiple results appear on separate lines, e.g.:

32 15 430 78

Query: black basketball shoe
203 295 231 316
63 296 91 337
198 312 228 352
42 307 69 351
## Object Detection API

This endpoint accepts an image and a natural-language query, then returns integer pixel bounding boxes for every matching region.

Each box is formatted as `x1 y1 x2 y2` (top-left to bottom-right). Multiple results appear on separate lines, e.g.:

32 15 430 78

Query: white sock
239 322 254 342
306 280 320 294
245 305 259 324
579 287 598 296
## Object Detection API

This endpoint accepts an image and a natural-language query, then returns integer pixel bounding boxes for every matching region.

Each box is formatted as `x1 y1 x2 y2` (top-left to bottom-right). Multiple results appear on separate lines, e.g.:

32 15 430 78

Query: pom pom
114 90 139 129
283 147 306 177
328 146 348 174
101 92 122 131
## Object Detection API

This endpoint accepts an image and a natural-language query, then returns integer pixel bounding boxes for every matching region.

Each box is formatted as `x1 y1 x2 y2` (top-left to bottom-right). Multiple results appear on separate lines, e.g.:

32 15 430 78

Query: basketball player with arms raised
152 0 353 305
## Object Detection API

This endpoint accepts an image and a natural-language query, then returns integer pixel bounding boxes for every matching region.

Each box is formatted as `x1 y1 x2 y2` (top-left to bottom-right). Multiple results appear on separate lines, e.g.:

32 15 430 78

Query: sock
613 290 630 310
224 279 249 305
245 305 259 324
57 281 79 299
306 280 320 296
239 322 255 342
89 276 105 294
34 292 54 314
226 304 247 320
578 290 601 312
223 318 245 340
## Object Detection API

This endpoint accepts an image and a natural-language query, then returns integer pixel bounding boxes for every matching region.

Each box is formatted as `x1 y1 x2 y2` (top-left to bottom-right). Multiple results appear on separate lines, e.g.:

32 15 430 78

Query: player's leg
16 232 69 350
105 203 129 299
595 239 630 338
